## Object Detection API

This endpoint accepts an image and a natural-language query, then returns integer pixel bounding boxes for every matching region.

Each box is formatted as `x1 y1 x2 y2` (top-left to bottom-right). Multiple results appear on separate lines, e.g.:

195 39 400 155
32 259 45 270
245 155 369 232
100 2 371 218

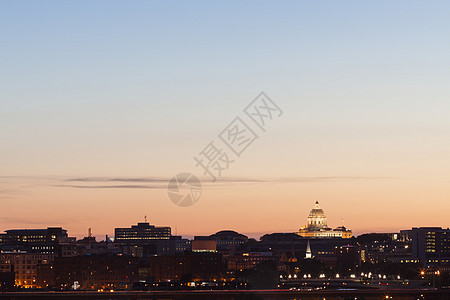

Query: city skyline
0 199 447 240
2 1 450 240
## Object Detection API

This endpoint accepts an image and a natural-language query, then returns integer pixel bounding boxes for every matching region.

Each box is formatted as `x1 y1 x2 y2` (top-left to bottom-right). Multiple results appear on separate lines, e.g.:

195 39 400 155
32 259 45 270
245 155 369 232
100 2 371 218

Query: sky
1 1 449 240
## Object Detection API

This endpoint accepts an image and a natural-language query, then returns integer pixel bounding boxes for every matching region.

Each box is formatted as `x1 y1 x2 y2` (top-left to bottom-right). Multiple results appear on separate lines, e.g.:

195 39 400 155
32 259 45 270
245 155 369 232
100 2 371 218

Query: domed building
297 201 352 238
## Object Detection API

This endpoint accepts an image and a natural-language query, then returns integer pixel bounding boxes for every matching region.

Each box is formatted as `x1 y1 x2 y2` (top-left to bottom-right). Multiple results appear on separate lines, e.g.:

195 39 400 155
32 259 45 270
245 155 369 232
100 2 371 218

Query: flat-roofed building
0 227 73 256
408 227 450 265
115 222 172 256
0 252 55 288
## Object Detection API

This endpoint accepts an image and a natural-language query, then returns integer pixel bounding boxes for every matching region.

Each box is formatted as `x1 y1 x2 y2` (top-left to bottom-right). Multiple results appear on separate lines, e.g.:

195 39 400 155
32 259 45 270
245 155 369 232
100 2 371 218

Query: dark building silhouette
227 252 277 271
335 245 361 275
407 227 450 265
148 252 223 282
53 255 139 290
36 263 55 289
260 232 352 268
209 230 248 251
0 271 15 291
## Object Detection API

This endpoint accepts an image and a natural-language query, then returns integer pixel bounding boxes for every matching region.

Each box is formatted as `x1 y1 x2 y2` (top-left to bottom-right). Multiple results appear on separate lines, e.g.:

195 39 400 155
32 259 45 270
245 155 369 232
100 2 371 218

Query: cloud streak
54 176 394 189
54 184 166 189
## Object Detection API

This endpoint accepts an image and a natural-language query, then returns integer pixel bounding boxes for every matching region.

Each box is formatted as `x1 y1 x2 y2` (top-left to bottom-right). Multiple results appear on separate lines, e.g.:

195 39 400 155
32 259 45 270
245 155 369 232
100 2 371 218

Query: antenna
88 228 92 238
144 215 147 223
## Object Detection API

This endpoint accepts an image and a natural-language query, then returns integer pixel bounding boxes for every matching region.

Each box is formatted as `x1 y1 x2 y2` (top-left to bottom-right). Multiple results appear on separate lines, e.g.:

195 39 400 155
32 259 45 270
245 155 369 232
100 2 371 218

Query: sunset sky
1 1 449 239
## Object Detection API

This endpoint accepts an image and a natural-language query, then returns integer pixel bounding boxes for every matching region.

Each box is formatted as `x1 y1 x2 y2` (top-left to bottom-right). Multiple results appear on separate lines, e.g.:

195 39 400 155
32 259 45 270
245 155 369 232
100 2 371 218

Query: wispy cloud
54 184 166 189
53 176 393 189
65 177 169 183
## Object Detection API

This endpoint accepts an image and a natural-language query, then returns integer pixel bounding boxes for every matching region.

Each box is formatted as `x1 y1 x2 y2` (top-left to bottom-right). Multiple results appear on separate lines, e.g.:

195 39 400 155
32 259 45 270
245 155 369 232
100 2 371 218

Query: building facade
114 222 172 256
53 255 139 290
0 252 55 288
407 227 450 265
297 201 352 238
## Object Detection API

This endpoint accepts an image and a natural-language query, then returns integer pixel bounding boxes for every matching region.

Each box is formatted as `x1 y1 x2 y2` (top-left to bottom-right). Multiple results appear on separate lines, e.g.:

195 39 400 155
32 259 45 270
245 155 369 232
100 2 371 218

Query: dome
307 201 328 229
308 201 325 217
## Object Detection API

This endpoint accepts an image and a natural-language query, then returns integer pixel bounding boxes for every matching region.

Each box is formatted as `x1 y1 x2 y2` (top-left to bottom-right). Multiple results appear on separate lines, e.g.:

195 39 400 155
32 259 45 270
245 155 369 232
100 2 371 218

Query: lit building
115 222 172 256
0 252 55 288
407 227 450 265
115 222 171 242
305 240 312 259
0 227 71 255
297 201 352 238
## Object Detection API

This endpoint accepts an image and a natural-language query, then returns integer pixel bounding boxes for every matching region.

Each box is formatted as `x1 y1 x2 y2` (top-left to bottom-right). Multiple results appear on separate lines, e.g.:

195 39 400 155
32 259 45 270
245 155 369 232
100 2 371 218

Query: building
226 252 276 271
0 252 55 288
148 252 223 282
335 245 361 274
305 240 312 259
114 222 172 256
192 240 217 252
0 227 72 255
0 271 15 291
53 255 139 290
297 201 352 238
260 232 352 269
75 230 120 256
36 263 55 288
357 232 415 264
407 227 450 265
209 231 248 251
171 236 191 253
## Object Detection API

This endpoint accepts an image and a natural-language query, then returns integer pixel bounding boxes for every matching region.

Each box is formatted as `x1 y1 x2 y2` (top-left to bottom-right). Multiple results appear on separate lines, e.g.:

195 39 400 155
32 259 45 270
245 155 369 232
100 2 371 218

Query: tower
305 239 312 259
